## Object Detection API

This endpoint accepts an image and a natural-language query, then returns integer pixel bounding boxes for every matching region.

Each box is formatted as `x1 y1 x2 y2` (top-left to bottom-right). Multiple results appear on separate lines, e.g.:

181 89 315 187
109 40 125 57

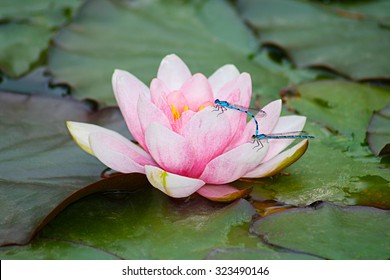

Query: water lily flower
67 54 309 199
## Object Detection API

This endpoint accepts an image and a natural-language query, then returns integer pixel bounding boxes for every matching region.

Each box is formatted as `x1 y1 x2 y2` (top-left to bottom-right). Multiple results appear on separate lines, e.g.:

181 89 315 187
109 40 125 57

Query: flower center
166 90 214 121
171 104 189 120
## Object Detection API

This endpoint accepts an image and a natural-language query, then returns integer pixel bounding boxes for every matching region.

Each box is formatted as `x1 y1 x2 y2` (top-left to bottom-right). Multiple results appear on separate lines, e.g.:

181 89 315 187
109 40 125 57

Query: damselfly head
214 99 220 105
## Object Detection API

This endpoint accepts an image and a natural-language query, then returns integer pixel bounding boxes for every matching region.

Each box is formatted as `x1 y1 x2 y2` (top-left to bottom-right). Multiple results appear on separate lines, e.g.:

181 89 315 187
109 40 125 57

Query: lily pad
285 81 390 145
0 91 136 245
251 203 390 259
206 248 322 260
0 0 81 26
367 103 390 156
48 0 311 105
248 121 390 208
0 67 68 96
0 238 121 260
0 23 52 77
237 0 390 79
322 0 390 25
0 0 82 77
31 191 257 259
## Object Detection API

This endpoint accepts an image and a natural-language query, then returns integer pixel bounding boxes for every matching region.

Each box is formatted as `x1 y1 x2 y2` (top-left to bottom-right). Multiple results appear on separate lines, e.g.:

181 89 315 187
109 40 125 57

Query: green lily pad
31 191 257 259
321 0 390 25
251 203 390 259
0 0 81 26
0 0 82 77
0 238 121 260
237 0 390 79
48 0 313 105
206 248 322 260
0 91 137 246
367 103 390 156
286 80 390 146
249 121 390 208
0 23 52 77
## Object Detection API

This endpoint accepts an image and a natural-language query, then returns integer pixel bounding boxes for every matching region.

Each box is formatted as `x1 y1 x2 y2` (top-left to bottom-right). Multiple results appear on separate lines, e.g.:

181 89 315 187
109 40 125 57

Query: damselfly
213 99 267 136
252 131 315 150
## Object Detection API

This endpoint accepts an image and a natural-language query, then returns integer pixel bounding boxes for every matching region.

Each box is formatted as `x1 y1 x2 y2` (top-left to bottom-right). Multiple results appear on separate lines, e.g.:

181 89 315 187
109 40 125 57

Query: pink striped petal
181 107 234 177
172 109 197 134
200 142 269 184
137 92 172 136
244 140 309 178
181 73 214 111
112 69 149 148
145 122 194 177
238 99 283 146
255 99 282 135
262 115 307 162
197 184 252 202
212 73 253 151
66 121 125 156
157 54 192 91
145 165 205 198
208 64 240 96
150 78 174 123
89 131 156 174
215 73 252 107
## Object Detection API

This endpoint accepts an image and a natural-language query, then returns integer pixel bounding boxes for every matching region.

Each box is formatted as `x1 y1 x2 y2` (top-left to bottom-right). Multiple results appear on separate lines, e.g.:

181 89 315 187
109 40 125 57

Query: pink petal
212 73 253 151
181 107 234 177
89 131 156 174
197 184 252 202
145 165 205 198
157 54 192 91
214 73 252 107
208 64 240 96
137 92 172 137
172 109 197 134
181 73 214 111
262 115 307 162
244 139 309 178
150 78 174 123
166 90 188 112
200 142 269 184
66 121 124 156
255 99 282 135
238 99 283 146
112 69 149 148
145 122 194 177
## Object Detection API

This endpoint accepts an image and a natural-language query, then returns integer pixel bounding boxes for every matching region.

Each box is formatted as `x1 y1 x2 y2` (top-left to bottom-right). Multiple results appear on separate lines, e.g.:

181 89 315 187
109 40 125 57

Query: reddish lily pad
367 103 390 156
0 91 142 246
0 67 68 96
251 203 390 259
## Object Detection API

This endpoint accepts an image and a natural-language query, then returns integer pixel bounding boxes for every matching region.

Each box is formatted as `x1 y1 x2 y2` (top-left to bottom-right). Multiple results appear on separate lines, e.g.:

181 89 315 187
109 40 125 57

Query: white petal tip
145 166 205 198
66 121 94 155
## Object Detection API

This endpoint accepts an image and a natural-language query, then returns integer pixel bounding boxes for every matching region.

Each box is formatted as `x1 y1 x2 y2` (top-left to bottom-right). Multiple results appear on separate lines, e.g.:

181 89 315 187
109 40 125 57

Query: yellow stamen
198 105 204 111
171 104 181 120
183 105 189 112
